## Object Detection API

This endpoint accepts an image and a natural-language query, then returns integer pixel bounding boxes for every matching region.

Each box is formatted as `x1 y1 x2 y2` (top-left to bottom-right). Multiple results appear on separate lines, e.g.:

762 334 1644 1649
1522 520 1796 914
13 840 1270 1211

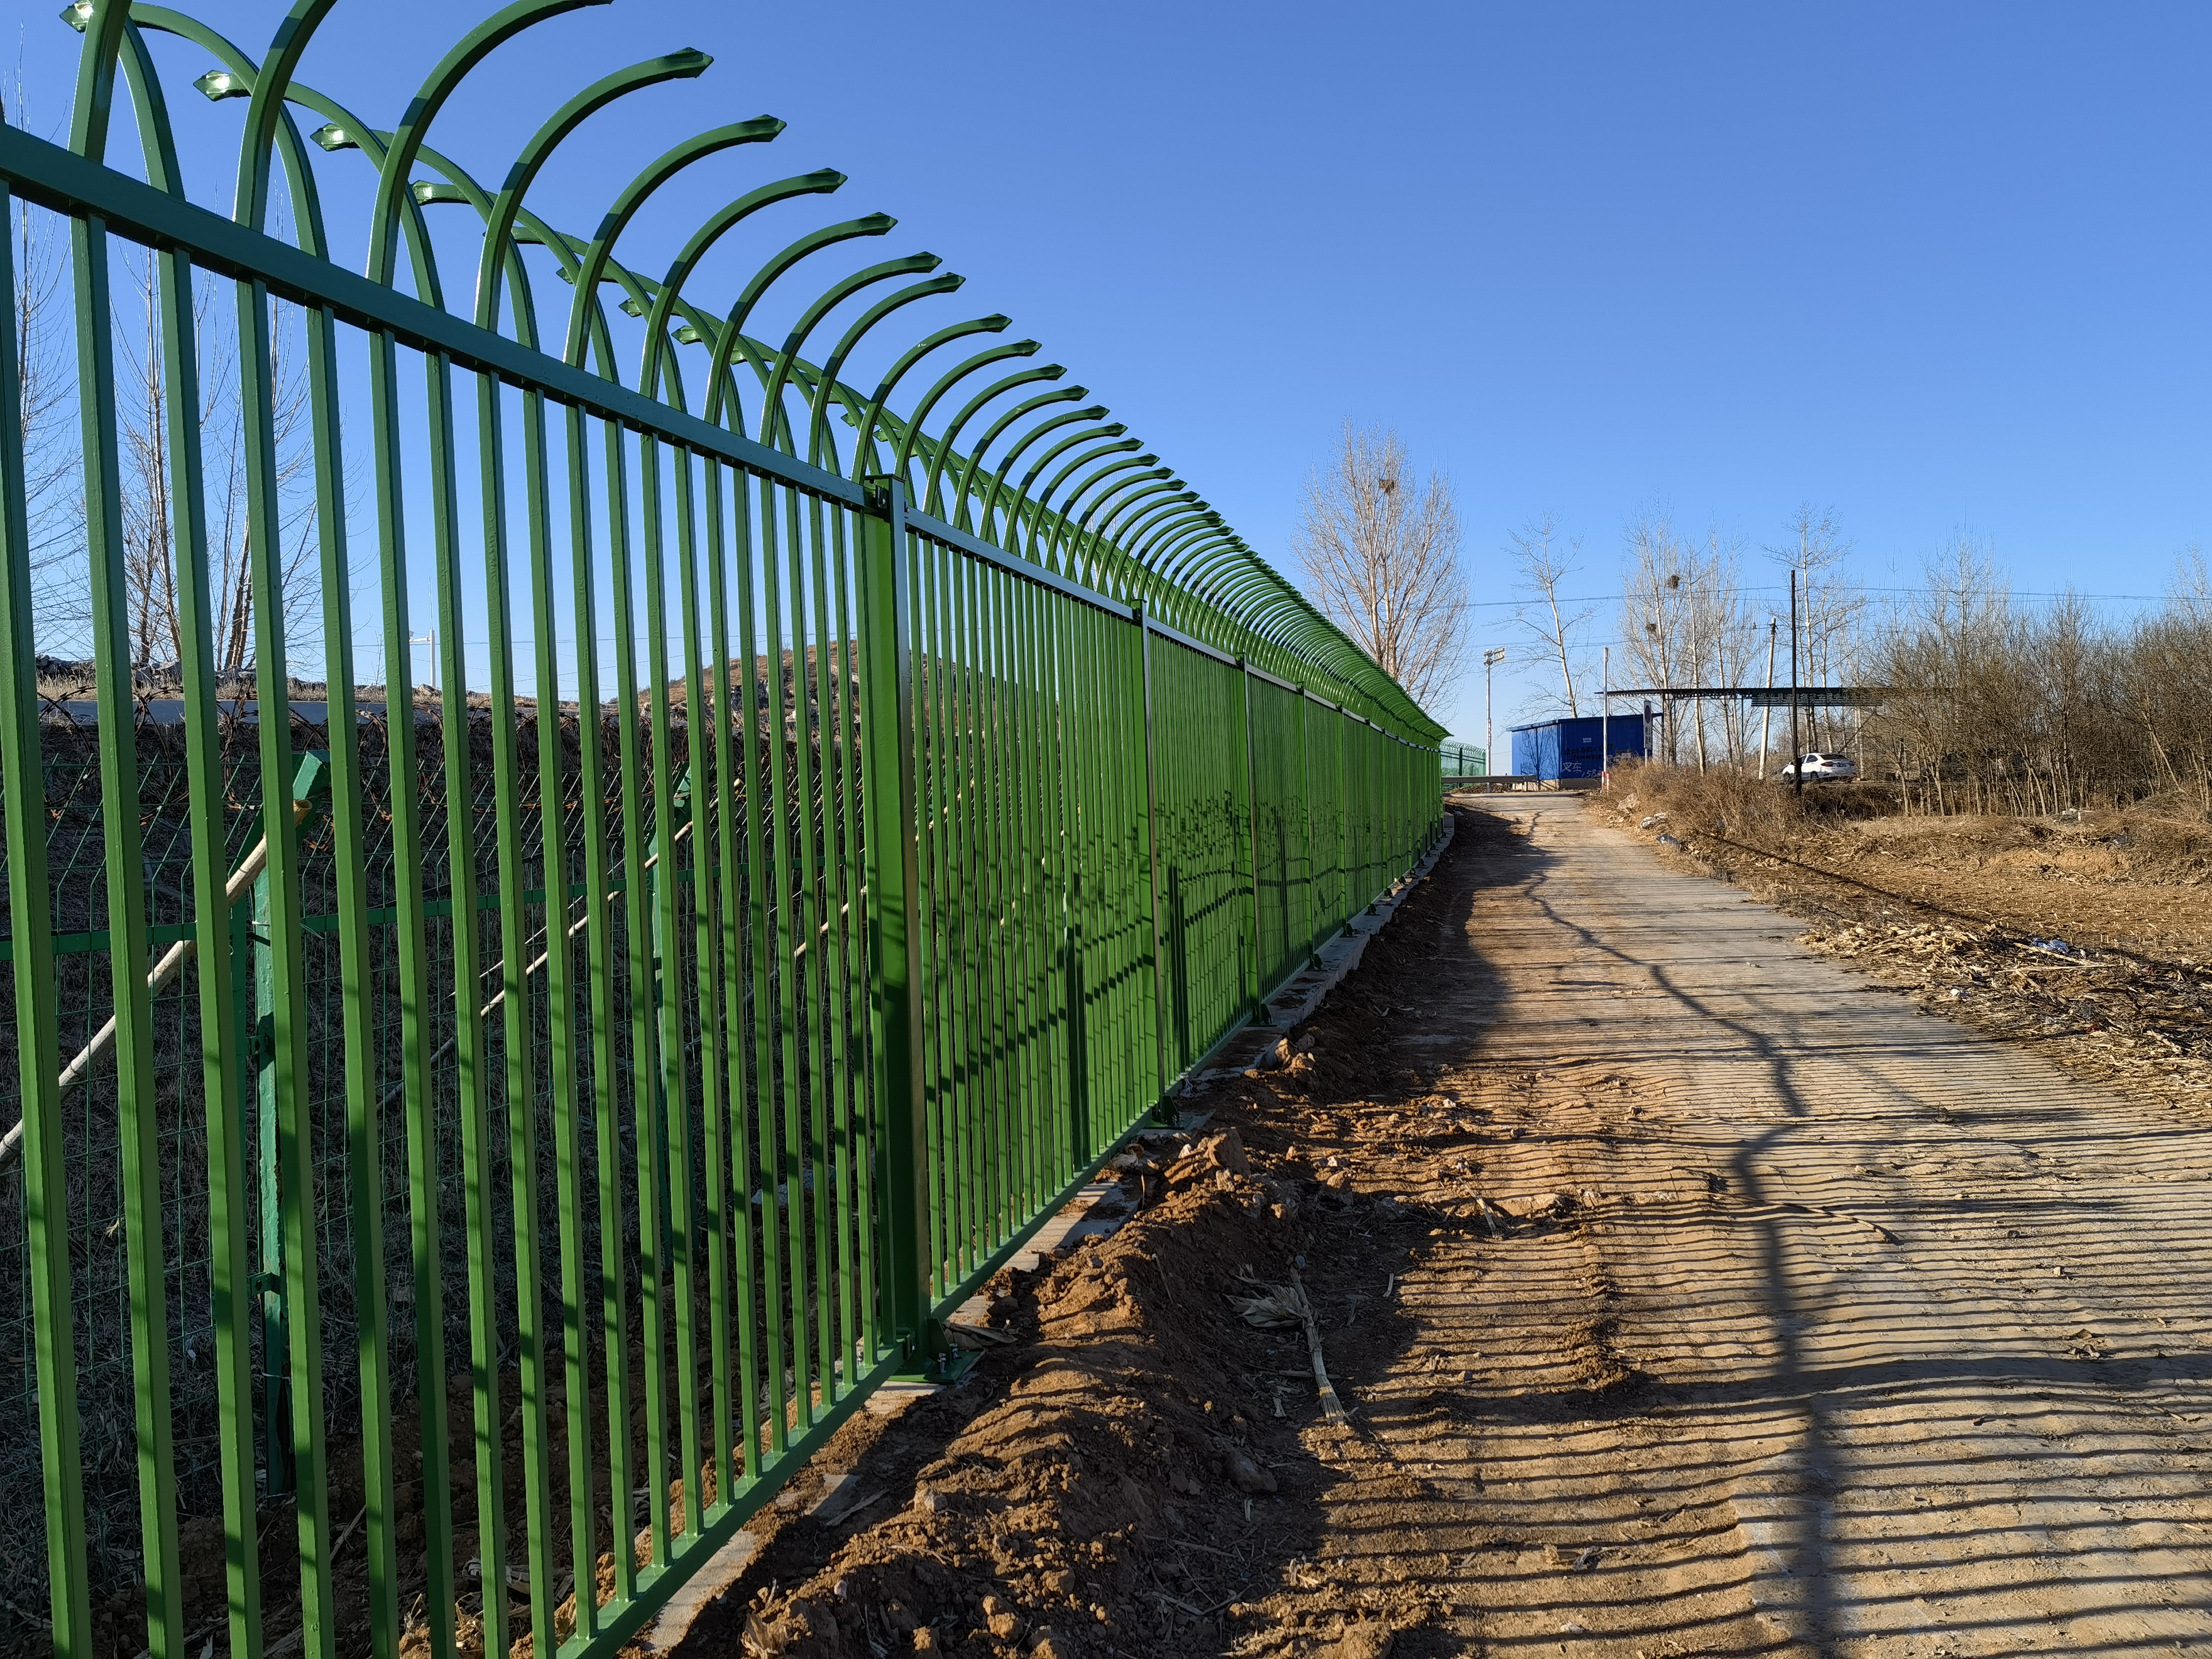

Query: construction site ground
677 793 2212 1659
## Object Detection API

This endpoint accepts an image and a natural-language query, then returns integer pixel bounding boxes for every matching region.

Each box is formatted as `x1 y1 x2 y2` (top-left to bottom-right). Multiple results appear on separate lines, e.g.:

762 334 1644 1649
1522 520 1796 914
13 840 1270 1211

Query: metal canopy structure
1602 686 1896 708
0 8 1447 1659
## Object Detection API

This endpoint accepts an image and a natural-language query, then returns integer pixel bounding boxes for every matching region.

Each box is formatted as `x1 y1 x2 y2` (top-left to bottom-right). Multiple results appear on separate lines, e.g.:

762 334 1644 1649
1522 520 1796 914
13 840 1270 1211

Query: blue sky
16 1 2212 741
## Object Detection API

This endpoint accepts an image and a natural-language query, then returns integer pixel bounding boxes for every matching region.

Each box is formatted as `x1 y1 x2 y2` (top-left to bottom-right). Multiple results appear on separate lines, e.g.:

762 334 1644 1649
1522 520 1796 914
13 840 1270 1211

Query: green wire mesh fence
0 8 1447 1659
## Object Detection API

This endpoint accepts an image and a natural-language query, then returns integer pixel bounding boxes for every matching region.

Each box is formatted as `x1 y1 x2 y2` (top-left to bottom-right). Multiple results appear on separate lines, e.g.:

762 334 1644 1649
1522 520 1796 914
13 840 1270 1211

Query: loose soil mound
717 1169 1332 1659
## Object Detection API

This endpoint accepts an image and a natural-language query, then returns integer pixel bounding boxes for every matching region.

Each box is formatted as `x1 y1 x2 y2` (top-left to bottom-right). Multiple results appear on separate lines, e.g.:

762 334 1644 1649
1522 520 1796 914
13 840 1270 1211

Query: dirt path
1284 795 2212 1658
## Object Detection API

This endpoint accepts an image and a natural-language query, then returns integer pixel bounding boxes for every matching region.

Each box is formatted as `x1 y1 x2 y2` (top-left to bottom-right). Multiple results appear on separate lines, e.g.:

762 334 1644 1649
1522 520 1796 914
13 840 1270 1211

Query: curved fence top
39 0 1444 743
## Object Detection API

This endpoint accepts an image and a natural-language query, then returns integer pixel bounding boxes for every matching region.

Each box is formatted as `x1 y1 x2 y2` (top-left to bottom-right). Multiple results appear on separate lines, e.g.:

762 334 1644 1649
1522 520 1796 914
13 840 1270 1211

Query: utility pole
1790 571 1804 800
1483 646 1508 790
1600 644 1610 790
1759 617 1776 780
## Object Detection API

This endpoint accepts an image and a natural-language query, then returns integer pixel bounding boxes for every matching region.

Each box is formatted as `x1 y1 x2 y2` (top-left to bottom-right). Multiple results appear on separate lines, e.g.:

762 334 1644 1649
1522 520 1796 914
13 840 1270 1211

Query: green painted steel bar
702 451 759 1495
0 172 92 1659
925 529 960 1300
960 546 996 1287
433 342 509 1655
475 333 557 1659
739 467 787 1474
105 24 263 1659
613 422 672 1568
788 484 834 1421
675 441 735 1526
971 556 1006 1264
758 468 801 1448
915 522 954 1306
639 429 702 1550
940 532 969 1293
993 561 1026 1237
235 42 339 1659
1021 578 1053 1190
66 14 185 1659
582 406 638 1616
829 505 869 1380
366 179 460 1659
808 498 856 1398
1014 576 1050 1211
542 406 601 1647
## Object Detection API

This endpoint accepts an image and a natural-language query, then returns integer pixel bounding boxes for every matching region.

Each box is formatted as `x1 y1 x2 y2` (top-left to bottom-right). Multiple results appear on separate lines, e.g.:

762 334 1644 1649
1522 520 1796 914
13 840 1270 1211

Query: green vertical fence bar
67 17 184 1656
0 169 91 1659
0 17 1447 1659
113 25 264 1657
703 452 760 1492
677 444 733 1521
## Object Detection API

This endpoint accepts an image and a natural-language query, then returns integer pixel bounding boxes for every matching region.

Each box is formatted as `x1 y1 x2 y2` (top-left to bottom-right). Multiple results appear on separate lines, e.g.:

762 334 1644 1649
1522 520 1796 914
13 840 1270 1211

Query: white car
1779 752 1857 781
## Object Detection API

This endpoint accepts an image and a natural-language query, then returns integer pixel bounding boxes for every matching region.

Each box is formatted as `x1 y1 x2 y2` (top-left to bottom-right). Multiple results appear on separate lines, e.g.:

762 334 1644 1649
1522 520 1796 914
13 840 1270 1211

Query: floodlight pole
1483 646 1508 792
1761 617 1776 780
1790 571 1804 800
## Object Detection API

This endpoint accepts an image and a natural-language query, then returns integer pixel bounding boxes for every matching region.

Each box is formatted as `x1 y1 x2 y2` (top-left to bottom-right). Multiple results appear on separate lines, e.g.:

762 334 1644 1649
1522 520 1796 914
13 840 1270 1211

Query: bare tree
1618 510 1758 770
1692 528 1759 766
1507 512 1593 716
1866 536 2013 812
5 70 81 649
1619 508 1691 763
110 244 325 679
1292 422 1467 711
2175 542 2210 624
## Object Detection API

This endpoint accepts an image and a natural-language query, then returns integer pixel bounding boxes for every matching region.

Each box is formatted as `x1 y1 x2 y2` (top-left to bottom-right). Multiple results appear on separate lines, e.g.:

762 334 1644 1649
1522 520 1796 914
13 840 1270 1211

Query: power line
1469 585 2176 610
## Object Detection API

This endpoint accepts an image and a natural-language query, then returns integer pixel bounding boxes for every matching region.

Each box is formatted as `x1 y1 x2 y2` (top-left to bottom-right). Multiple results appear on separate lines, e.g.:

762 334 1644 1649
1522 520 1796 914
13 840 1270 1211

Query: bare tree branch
1291 422 1467 712
1506 512 1593 717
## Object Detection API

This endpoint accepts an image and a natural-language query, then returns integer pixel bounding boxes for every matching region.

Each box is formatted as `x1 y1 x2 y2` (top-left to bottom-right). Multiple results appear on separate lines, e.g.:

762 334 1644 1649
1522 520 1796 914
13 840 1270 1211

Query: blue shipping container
1509 713 1648 779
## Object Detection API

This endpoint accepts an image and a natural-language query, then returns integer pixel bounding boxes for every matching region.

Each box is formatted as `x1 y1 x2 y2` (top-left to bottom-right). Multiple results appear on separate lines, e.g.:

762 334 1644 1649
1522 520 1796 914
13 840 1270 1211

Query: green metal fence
0 8 1446 1659
1441 738 1488 781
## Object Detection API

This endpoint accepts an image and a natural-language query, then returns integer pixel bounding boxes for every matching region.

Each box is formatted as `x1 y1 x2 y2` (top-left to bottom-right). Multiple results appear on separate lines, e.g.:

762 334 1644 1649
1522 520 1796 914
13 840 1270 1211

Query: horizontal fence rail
0 8 1446 1659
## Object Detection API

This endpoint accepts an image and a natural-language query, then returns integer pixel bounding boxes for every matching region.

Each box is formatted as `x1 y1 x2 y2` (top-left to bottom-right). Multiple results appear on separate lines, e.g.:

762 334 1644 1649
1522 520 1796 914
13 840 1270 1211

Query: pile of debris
1793 911 2212 1108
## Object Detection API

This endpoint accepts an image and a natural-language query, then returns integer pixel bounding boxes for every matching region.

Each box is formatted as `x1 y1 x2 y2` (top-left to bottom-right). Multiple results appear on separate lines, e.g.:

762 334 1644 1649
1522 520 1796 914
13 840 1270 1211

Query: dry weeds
1597 762 2212 1116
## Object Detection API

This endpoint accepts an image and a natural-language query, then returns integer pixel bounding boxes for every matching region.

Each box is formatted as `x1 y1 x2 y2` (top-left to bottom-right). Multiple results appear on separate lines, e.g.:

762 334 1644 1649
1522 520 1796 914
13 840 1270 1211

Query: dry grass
1600 759 2212 888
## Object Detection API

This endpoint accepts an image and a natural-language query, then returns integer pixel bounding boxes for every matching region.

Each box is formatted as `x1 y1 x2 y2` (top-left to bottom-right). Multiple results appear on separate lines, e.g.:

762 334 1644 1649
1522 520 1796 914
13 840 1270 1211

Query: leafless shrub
1863 541 2212 817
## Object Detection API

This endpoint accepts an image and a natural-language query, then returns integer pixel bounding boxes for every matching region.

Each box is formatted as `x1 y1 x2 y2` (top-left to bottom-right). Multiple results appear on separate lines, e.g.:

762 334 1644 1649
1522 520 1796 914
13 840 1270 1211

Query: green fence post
860 477 930 1364
1240 659 1266 1025
1137 610 1172 1121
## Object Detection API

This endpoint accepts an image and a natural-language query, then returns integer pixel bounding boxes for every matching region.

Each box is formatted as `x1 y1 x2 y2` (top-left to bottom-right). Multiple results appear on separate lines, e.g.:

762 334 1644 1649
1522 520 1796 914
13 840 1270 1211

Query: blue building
1510 712 1648 780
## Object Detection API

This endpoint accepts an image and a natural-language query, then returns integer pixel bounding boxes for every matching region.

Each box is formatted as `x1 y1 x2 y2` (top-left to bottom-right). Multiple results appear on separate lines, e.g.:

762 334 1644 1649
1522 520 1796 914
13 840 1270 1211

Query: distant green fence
0 8 1444 1659
1440 738 1487 781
